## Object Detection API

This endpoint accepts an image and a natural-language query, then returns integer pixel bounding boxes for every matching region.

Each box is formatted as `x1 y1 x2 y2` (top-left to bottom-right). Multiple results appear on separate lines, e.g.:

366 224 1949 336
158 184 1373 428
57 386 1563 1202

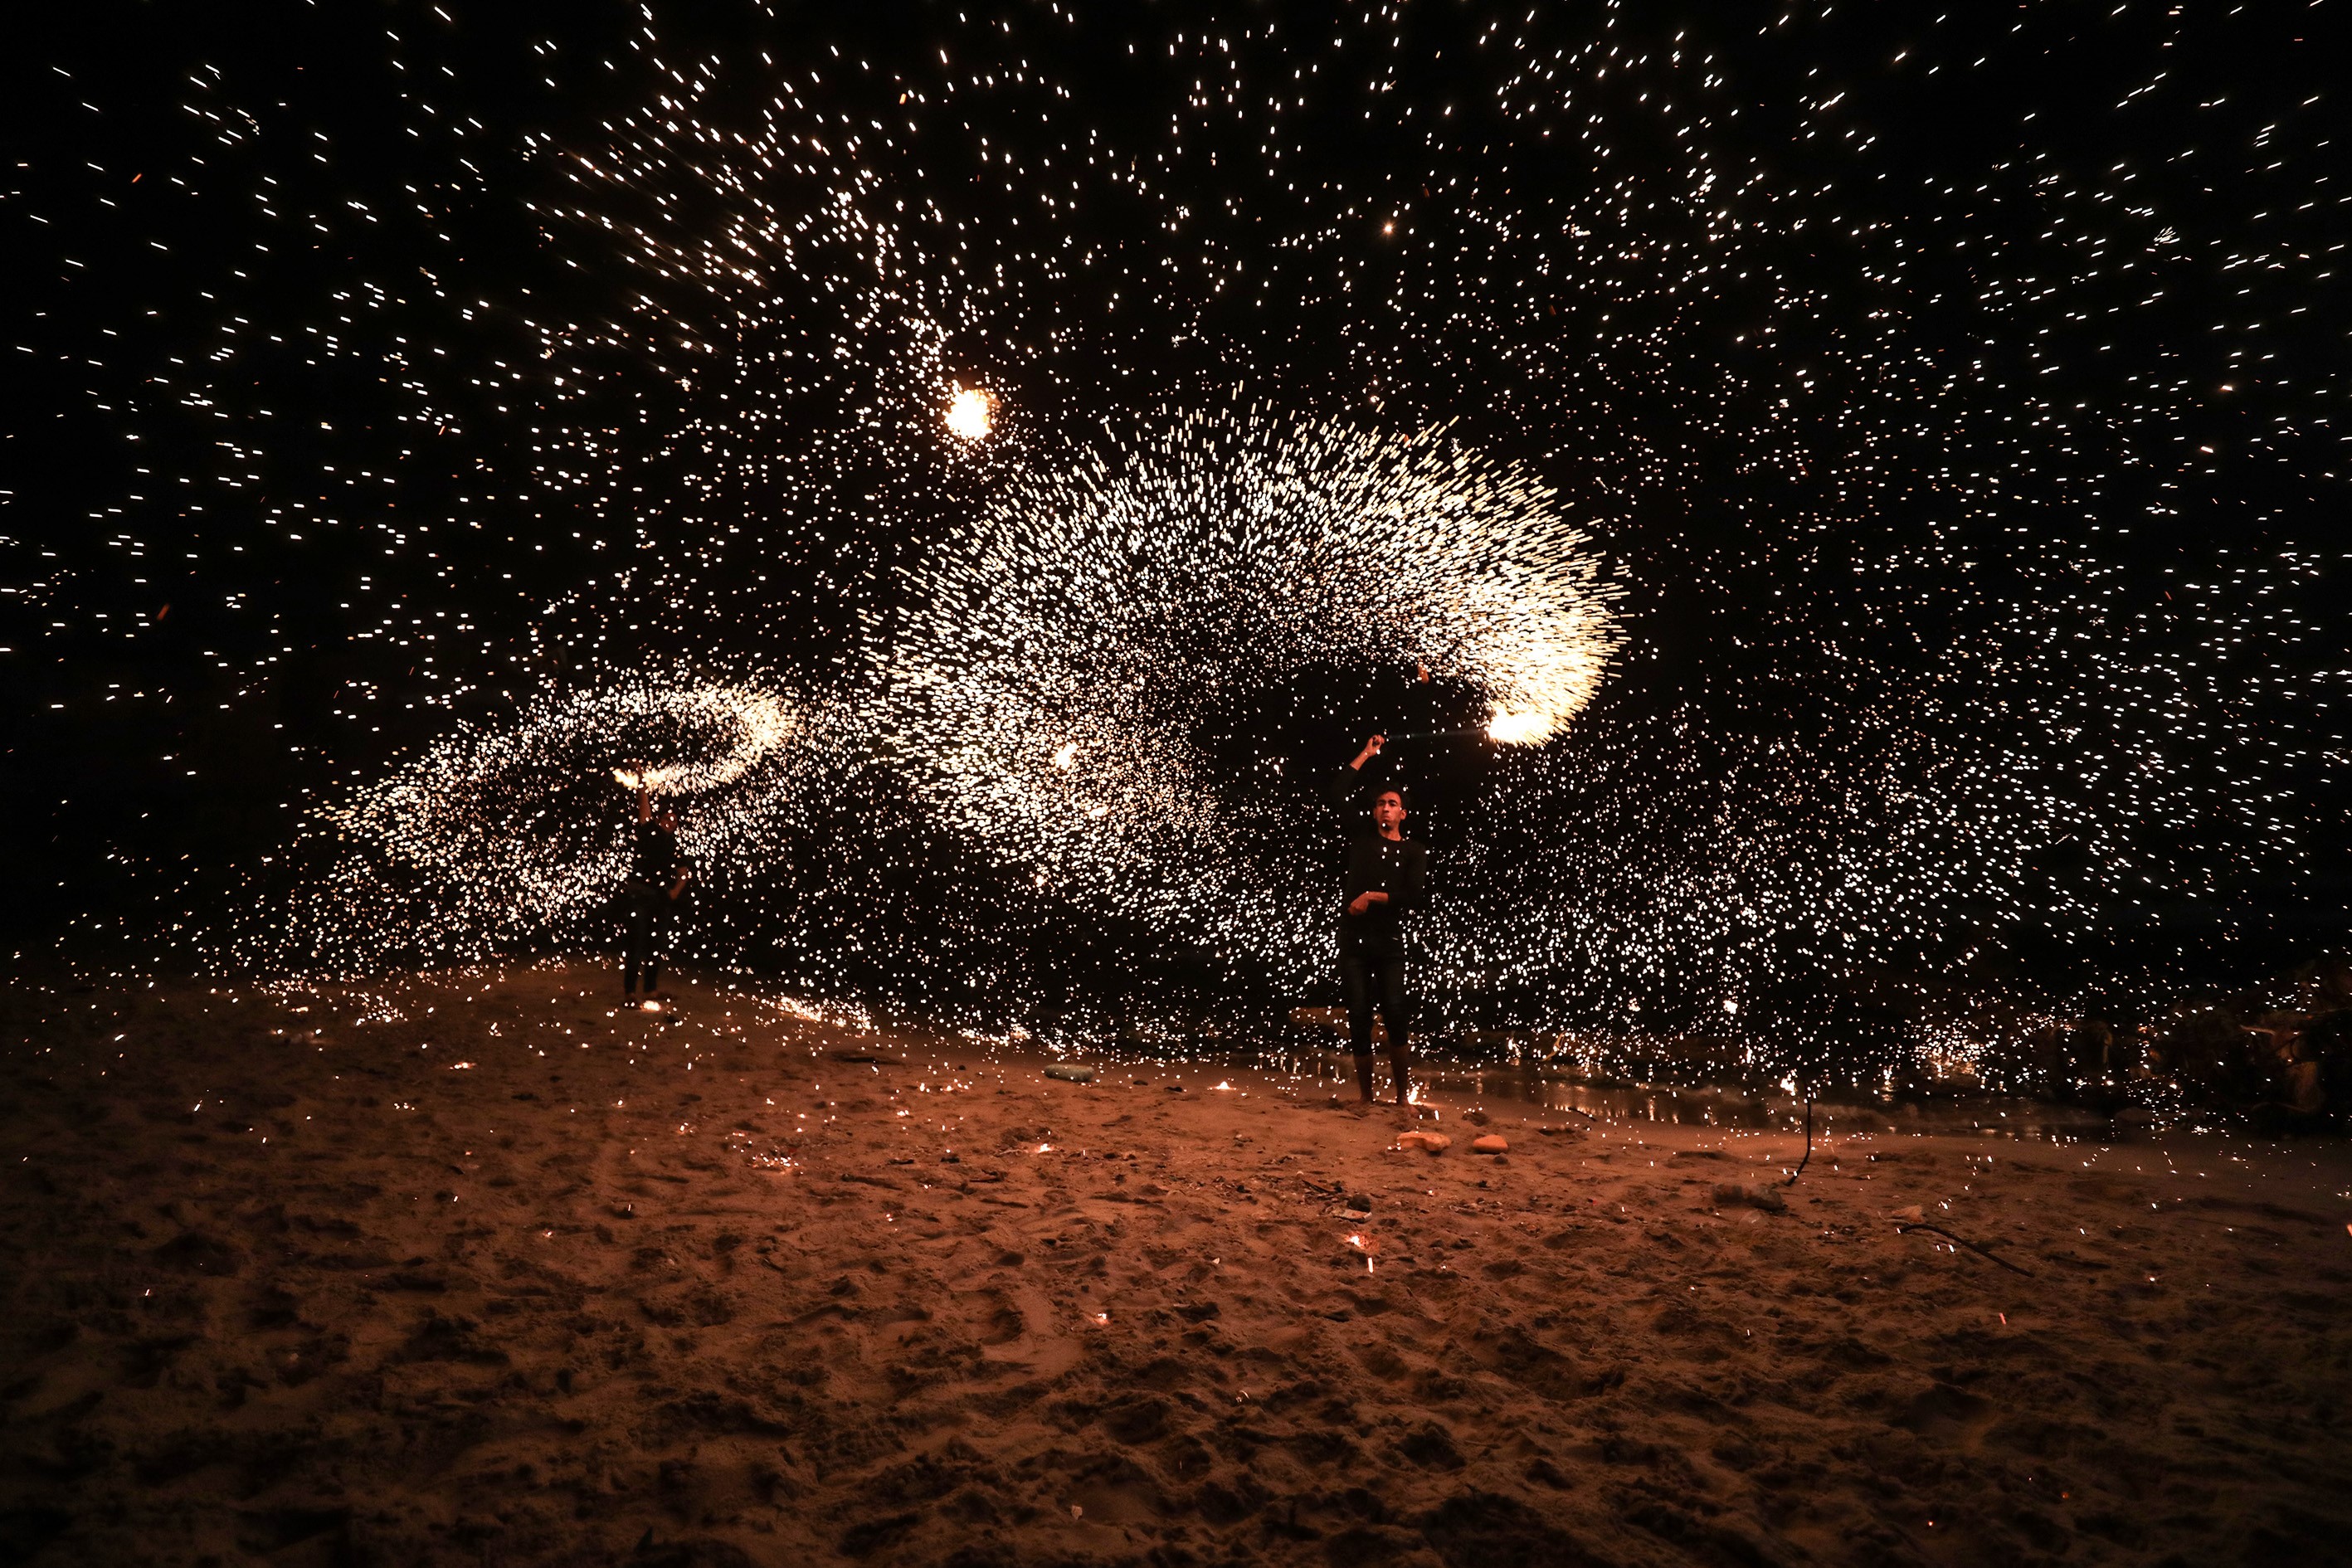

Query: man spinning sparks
621 772 691 1009
1332 734 1429 1108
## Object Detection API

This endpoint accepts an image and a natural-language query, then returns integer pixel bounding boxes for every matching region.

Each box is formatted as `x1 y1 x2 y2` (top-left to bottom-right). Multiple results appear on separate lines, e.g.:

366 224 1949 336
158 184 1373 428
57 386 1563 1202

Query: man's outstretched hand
1351 733 1385 771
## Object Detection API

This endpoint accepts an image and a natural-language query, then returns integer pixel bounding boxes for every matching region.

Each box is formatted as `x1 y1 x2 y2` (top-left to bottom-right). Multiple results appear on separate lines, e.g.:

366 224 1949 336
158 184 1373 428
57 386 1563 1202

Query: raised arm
1327 733 1386 811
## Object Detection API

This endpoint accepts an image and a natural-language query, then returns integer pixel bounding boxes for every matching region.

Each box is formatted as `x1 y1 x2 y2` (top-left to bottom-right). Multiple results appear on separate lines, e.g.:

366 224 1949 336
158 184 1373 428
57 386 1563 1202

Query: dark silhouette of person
1331 733 1428 1107
623 780 690 1008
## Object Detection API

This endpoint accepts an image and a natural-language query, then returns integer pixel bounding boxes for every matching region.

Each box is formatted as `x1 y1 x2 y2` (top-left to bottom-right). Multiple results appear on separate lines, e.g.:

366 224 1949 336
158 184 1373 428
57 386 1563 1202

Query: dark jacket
1330 767 1428 953
629 819 681 893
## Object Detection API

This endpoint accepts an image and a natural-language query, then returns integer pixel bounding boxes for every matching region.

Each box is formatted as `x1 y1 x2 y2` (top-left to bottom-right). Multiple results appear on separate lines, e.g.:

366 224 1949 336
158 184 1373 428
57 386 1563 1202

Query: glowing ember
944 386 994 441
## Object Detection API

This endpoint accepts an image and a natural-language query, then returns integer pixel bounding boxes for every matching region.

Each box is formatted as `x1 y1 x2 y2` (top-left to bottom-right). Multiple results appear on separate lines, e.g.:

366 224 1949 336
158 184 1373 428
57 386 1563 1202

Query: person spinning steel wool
1331 733 1429 1108
622 777 691 1009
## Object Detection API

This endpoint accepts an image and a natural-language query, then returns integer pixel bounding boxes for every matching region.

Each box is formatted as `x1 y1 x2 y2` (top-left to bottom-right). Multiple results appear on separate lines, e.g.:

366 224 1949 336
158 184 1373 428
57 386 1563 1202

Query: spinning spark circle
884 407 1621 953
295 680 807 964
598 686 801 796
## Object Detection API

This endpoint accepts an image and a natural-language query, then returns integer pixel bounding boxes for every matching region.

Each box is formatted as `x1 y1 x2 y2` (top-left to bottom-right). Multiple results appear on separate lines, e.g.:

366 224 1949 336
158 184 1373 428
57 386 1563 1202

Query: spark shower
7 2 2342 1075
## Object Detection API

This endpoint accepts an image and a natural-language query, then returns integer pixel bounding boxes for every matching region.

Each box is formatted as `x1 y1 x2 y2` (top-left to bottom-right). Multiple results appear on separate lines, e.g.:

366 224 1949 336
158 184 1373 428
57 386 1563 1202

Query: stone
1471 1134 1508 1155
1042 1064 1094 1083
1346 1193 1372 1213
1890 1204 1924 1222
1397 1130 1452 1154
1713 1182 1787 1213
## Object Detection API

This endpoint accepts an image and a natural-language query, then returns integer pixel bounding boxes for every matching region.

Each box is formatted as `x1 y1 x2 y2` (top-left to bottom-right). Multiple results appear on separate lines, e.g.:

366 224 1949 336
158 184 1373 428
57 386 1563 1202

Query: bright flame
1050 742 1078 769
1484 709 1550 744
945 386 994 441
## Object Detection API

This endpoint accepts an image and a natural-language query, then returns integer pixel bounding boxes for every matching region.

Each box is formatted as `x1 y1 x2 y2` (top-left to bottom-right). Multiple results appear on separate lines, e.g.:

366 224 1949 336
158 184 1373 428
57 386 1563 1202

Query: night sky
4 2 2345 1063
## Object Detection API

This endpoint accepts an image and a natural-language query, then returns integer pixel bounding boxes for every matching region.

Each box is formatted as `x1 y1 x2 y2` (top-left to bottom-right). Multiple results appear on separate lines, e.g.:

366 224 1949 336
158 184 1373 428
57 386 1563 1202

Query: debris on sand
1712 1182 1788 1214
1897 1220 2037 1276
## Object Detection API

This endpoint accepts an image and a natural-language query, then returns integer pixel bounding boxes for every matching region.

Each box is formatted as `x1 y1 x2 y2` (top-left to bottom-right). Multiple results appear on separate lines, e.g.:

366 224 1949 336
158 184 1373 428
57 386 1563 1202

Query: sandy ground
3 963 2350 1568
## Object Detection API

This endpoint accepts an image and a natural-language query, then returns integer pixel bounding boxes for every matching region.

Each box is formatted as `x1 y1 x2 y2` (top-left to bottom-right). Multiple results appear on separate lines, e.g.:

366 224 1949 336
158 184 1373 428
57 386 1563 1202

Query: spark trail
883 407 1622 968
280 679 816 969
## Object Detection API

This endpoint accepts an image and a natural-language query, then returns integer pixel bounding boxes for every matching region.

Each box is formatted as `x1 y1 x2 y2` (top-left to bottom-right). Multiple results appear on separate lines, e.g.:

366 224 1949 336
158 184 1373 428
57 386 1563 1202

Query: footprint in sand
972 1283 1083 1379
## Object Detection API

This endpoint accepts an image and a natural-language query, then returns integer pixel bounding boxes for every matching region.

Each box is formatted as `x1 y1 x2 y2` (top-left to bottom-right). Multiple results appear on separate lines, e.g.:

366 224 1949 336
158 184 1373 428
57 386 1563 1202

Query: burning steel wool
881 407 1622 952
285 679 814 967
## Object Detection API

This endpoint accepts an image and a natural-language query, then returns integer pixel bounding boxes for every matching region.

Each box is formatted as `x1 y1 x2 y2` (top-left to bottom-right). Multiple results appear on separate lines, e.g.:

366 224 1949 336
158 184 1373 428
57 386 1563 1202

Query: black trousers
1339 945 1410 1103
624 889 673 995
